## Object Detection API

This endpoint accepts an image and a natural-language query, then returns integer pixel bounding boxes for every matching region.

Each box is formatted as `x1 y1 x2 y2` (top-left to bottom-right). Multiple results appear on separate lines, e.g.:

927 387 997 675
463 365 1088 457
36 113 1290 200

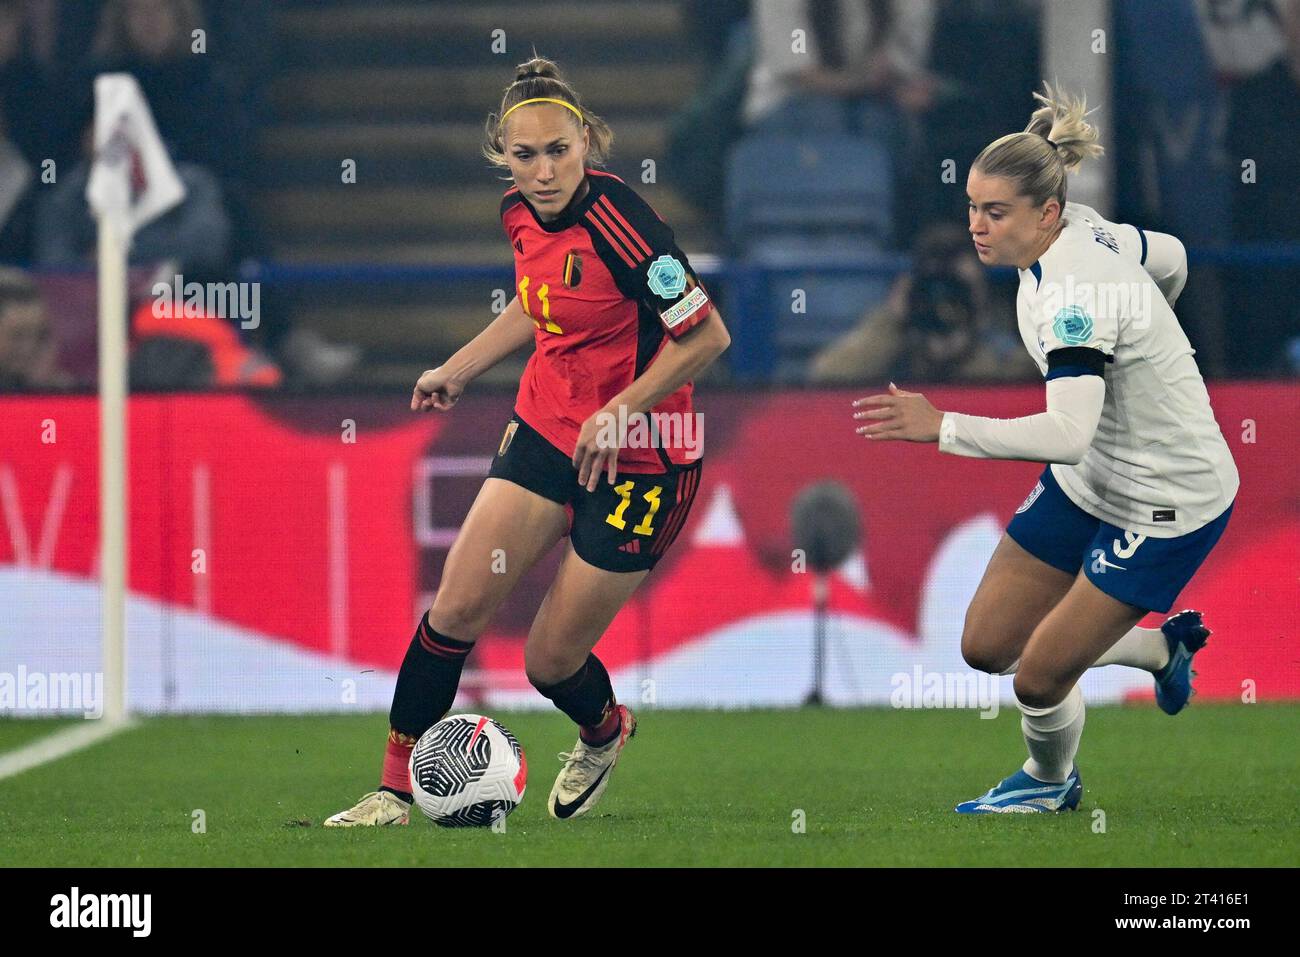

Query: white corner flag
86 73 186 245
86 74 186 723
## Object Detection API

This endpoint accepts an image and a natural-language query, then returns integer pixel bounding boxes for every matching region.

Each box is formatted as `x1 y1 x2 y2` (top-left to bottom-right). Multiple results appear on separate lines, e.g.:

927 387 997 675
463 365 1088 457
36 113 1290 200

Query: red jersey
500 169 712 472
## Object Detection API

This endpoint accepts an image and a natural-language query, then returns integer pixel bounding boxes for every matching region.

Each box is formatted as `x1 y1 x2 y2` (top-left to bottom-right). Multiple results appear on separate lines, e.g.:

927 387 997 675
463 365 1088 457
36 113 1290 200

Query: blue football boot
955 765 1082 814
1153 609 1211 715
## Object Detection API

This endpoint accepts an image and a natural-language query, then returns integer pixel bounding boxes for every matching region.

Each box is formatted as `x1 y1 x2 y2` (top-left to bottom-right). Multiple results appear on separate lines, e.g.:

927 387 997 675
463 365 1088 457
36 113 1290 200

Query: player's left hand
574 408 621 491
852 382 944 442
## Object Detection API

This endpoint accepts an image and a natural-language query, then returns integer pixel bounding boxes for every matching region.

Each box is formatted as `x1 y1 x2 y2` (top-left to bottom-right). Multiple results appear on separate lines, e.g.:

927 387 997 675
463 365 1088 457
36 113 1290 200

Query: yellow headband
500 97 584 126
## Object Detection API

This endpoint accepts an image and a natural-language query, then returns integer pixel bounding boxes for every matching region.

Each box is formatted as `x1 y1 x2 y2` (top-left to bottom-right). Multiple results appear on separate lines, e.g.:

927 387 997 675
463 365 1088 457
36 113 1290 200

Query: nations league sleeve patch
647 254 687 299
1052 305 1094 346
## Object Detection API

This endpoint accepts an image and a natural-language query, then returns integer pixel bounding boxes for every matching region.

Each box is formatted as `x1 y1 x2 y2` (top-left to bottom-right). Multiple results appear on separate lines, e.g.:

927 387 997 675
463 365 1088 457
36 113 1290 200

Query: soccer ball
408 714 527 827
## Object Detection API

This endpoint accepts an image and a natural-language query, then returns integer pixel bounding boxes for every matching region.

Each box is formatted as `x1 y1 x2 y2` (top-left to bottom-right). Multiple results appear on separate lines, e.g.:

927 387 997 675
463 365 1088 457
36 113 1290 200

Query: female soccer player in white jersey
854 84 1239 813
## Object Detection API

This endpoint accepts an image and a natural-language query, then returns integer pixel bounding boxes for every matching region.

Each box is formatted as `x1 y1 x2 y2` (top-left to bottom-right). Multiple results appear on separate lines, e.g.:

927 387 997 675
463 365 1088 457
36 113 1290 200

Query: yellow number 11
605 481 663 536
519 276 562 334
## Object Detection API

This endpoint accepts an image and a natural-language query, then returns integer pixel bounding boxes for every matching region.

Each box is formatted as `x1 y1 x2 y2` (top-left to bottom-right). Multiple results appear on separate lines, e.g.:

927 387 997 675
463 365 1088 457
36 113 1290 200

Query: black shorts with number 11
487 411 702 573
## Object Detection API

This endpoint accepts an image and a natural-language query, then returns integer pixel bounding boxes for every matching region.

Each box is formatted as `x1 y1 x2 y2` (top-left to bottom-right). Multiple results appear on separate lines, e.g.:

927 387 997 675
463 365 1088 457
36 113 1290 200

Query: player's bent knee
523 644 582 690
426 595 490 643
961 638 1007 674
1012 670 1067 710
960 623 1017 674
524 660 567 690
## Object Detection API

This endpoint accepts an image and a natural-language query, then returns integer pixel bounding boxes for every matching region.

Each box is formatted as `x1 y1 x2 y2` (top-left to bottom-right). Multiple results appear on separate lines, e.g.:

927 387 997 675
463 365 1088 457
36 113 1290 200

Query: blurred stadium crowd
0 0 1296 393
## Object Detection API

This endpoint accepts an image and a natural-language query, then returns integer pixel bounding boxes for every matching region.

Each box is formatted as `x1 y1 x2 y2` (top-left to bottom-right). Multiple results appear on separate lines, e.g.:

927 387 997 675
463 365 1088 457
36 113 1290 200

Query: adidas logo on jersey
514 238 524 253
617 540 641 554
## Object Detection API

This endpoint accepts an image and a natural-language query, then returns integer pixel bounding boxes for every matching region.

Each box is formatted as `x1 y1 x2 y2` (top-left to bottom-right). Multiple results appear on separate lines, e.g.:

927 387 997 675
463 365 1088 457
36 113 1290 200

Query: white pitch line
0 718 137 782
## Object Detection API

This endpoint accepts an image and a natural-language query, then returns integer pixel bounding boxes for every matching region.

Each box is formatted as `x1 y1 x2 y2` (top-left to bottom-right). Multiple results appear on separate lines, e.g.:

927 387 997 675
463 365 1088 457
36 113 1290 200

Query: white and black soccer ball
408 714 527 827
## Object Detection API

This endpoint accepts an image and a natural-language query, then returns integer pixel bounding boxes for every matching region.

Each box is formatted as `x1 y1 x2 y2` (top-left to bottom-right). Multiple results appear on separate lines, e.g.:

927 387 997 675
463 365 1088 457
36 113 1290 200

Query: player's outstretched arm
934 376 1104 464
412 295 535 412
854 376 1105 465
853 382 945 442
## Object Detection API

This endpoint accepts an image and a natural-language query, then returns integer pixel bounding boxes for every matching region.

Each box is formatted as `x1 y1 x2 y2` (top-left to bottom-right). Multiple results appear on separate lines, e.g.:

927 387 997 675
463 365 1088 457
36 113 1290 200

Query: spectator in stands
84 0 243 179
70 0 265 261
36 0 244 274
743 0 938 136
33 156 357 388
809 223 1037 384
0 267 74 390
128 265 282 389
1197 0 1300 374
908 0 1041 242
667 1 753 217
32 122 233 273
0 0 51 161
0 0 51 263
22 0 99 69
740 1 939 250
0 111 36 264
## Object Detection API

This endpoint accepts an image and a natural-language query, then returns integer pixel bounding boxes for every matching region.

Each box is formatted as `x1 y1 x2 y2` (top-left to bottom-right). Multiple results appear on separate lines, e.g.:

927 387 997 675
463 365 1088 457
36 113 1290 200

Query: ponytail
971 82 1104 208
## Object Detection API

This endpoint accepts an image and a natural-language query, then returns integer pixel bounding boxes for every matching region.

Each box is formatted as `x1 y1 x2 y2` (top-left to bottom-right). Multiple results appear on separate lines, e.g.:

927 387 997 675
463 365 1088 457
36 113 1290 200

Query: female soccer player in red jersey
326 57 730 825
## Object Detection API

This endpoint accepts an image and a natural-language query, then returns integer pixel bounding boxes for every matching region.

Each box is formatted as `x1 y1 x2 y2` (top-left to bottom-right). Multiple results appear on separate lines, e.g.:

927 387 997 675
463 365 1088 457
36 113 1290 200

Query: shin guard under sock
381 616 474 798
532 653 620 745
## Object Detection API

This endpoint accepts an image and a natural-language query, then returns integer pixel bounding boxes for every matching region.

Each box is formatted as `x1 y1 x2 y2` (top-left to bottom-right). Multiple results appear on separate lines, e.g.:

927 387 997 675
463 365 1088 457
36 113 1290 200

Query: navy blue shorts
1005 467 1233 613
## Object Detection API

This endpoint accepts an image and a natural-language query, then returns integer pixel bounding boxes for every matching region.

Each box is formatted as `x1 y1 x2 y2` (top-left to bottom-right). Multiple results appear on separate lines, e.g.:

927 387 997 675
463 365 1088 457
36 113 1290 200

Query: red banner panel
0 383 1294 712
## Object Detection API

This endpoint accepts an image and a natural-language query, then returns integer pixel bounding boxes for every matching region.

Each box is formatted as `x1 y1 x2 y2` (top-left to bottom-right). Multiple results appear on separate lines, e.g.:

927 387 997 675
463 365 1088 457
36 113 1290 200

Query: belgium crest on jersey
563 251 583 288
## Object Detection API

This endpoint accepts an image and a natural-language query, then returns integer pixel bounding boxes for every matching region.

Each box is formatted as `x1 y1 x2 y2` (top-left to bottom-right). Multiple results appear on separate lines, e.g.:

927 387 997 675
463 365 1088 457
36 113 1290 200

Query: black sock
388 616 474 740
532 654 617 740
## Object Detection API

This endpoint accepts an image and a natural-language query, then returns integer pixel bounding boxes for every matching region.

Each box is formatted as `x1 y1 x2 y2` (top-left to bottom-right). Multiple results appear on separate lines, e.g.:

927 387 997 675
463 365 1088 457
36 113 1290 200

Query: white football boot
547 704 637 820
323 790 410 827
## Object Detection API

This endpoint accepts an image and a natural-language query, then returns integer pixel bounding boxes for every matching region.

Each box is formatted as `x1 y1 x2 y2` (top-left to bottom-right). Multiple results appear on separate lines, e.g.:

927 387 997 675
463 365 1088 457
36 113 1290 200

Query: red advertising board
1 383 1295 711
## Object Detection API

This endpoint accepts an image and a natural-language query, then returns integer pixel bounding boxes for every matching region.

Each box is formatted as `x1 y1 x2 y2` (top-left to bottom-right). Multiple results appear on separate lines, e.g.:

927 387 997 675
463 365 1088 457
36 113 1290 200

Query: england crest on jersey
1016 480 1045 514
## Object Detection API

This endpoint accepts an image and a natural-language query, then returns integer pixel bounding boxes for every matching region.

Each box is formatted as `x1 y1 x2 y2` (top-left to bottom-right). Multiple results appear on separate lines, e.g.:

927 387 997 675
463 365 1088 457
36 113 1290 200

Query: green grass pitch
1 704 1295 867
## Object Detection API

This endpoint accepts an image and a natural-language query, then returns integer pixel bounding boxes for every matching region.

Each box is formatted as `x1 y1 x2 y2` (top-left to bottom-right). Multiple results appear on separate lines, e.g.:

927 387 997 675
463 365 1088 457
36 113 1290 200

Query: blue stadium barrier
240 243 1300 381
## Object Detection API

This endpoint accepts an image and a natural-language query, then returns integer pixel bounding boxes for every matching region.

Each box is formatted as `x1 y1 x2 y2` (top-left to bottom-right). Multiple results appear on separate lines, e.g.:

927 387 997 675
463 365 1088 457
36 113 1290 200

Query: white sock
997 624 1169 677
1019 684 1085 783
1091 625 1169 671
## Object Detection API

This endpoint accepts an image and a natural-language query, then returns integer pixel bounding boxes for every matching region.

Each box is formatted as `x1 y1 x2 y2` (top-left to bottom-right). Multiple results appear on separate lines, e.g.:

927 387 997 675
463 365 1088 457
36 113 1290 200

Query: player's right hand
411 366 463 412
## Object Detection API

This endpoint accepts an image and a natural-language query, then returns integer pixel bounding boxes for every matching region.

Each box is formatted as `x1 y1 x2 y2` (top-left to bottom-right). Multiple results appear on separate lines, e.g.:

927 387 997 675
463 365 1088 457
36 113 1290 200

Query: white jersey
1016 202 1239 537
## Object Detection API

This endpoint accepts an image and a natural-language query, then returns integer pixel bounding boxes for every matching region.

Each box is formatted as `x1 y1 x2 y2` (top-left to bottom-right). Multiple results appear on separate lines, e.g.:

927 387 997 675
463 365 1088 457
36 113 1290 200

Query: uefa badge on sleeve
1052 305 1094 346
647 254 687 299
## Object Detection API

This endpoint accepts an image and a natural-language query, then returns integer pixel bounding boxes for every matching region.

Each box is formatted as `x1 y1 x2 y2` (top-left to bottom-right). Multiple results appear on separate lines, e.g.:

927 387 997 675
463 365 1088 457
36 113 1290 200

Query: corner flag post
87 74 187 723
97 194 128 724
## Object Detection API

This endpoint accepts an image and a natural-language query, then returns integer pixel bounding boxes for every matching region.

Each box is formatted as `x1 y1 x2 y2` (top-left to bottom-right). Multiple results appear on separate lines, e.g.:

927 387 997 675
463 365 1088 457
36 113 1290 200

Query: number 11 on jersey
519 276 562 334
